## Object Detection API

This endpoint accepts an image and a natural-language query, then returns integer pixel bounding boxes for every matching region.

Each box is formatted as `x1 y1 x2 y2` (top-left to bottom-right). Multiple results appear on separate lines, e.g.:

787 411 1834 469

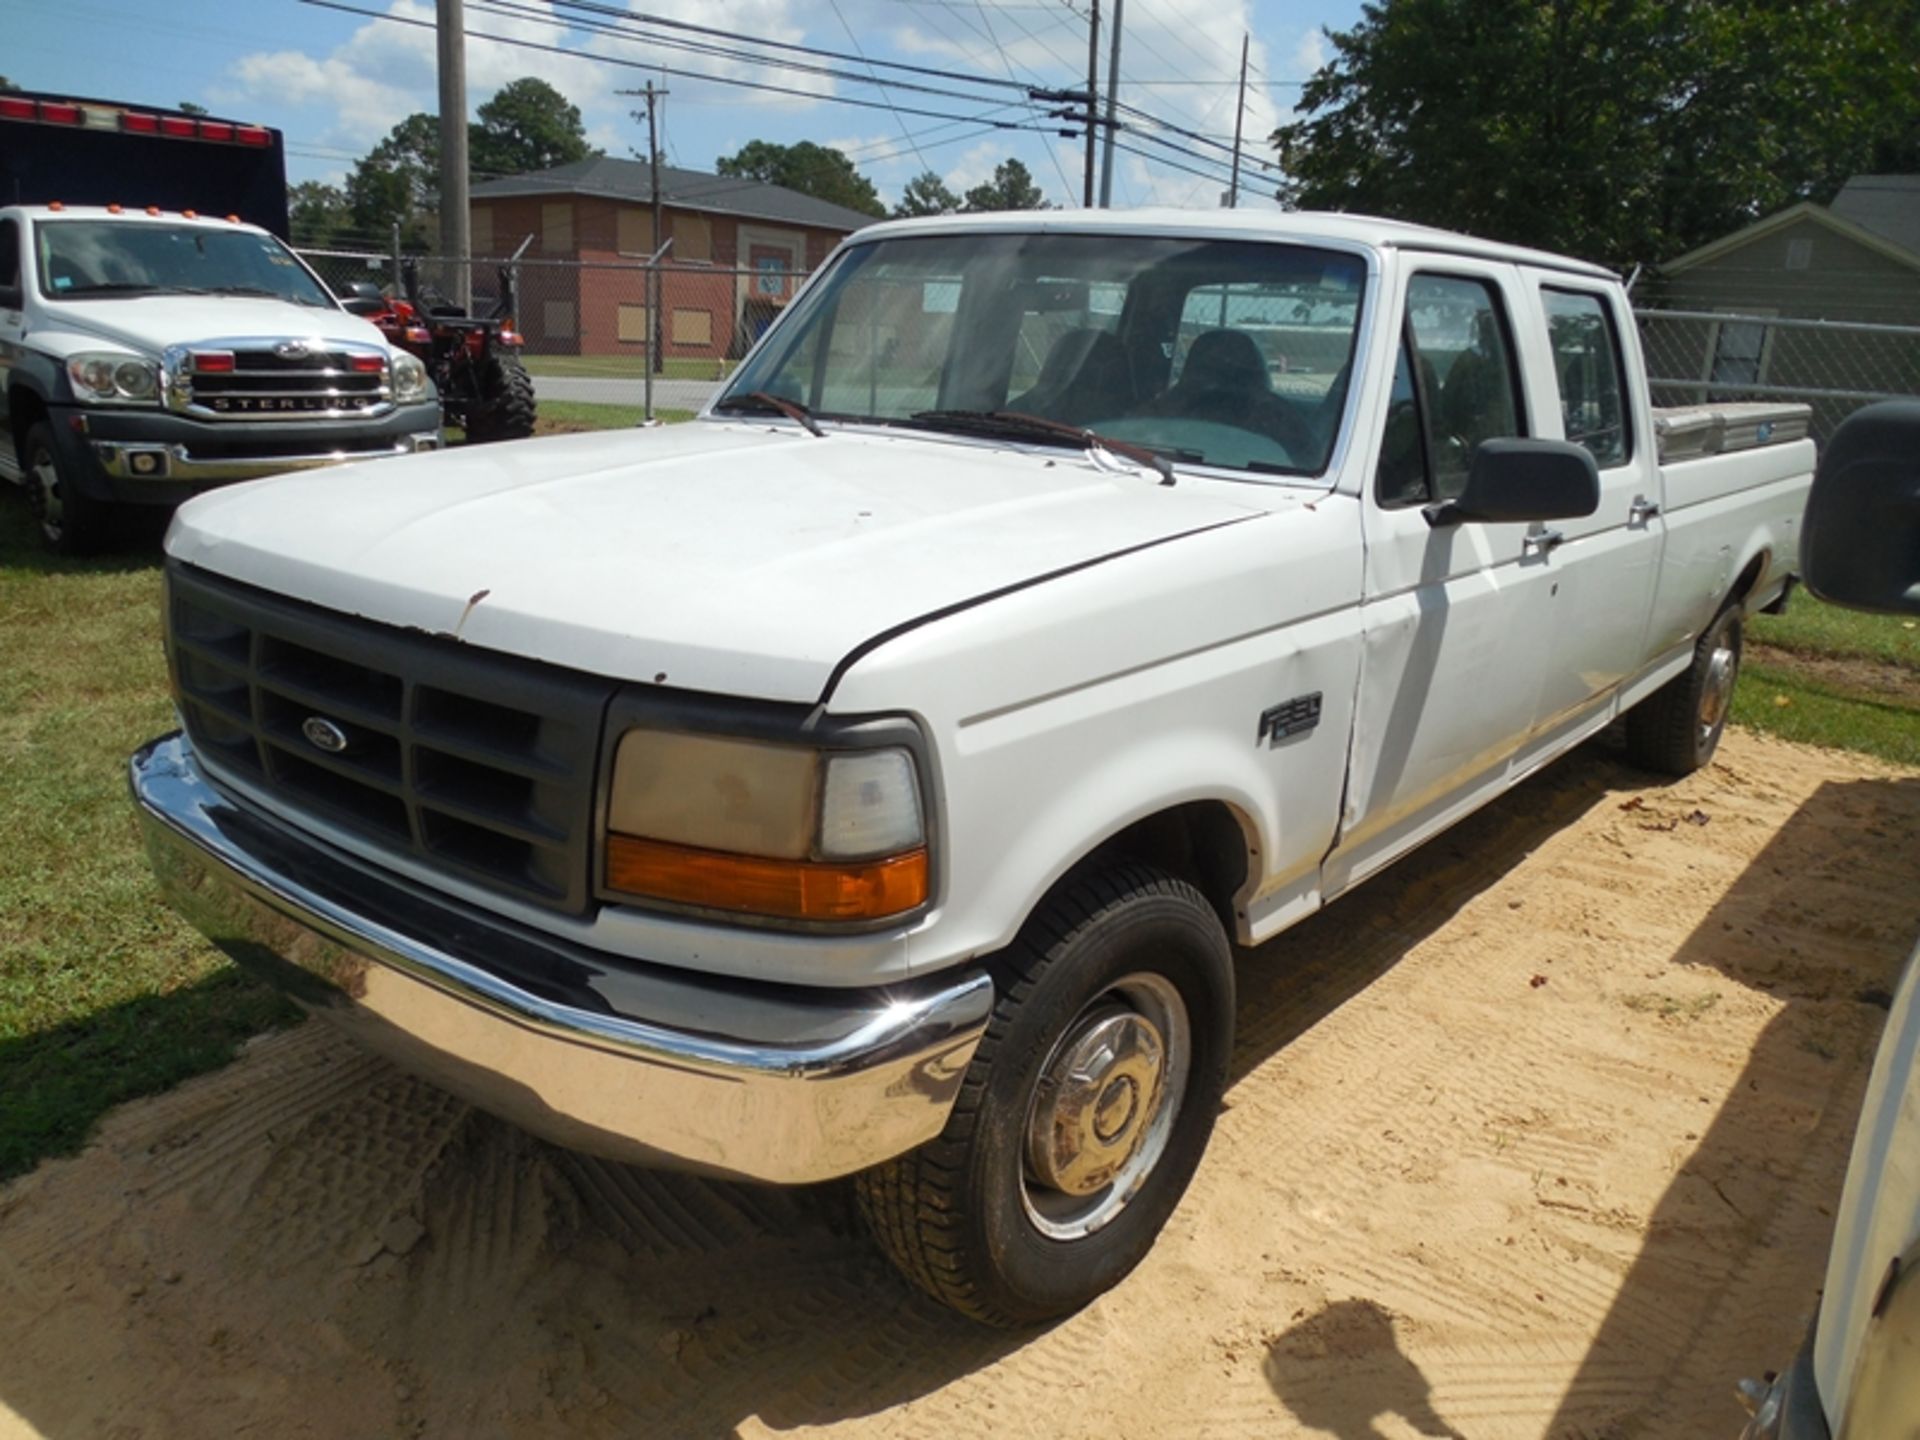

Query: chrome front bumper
94 433 441 482
130 733 993 1184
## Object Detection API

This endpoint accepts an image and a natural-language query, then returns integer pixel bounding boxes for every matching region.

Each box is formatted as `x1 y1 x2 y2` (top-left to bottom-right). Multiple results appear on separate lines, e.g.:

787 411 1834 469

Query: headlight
391 351 430 403
603 729 929 922
67 352 160 404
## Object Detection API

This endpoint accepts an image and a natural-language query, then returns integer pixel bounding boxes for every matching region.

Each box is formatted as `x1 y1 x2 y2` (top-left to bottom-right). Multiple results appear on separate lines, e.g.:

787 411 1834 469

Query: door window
0 219 18 298
1376 274 1525 505
1542 288 1629 467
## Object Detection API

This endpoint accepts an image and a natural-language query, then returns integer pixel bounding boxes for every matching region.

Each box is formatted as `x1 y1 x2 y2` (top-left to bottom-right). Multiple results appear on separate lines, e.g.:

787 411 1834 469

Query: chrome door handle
1524 528 1566 553
1630 496 1662 522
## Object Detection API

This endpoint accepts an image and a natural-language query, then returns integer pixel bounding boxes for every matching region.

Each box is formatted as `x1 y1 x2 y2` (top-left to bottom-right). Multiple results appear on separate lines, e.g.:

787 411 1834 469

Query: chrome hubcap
1698 642 1736 744
1021 973 1190 1240
28 448 63 541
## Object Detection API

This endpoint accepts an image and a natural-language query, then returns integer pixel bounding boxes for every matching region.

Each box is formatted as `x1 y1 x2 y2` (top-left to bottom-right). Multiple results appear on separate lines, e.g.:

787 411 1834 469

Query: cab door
1324 261 1560 896
0 217 23 476
1508 276 1663 768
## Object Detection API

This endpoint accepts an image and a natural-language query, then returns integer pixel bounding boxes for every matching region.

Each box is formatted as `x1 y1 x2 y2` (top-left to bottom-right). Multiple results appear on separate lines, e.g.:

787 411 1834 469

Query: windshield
34 221 335 307
720 231 1368 478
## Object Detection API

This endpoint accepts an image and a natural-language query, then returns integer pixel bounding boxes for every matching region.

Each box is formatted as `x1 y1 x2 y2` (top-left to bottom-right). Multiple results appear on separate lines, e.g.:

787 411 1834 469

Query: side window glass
0 220 18 295
1406 274 1523 501
1375 334 1427 506
1543 289 1628 467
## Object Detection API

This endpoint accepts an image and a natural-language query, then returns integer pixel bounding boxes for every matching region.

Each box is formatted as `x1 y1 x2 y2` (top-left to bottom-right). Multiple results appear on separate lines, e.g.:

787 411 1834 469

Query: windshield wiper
909 410 1177 484
712 390 825 437
57 282 165 297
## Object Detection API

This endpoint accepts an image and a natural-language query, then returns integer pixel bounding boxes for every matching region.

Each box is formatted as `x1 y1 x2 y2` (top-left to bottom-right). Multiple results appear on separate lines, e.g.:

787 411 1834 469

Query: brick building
469 157 877 360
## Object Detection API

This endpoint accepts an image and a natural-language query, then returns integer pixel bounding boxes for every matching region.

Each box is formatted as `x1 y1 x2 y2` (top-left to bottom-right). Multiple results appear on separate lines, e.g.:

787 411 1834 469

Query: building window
542 299 577 339
756 255 786 296
672 308 712 346
1708 318 1769 388
541 202 574 253
674 214 712 263
617 207 653 257
1785 237 1813 271
617 304 650 344
471 205 494 257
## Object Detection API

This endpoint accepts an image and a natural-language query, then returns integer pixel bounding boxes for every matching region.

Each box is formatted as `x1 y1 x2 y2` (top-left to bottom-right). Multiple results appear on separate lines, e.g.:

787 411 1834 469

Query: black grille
167 563 617 912
187 348 390 419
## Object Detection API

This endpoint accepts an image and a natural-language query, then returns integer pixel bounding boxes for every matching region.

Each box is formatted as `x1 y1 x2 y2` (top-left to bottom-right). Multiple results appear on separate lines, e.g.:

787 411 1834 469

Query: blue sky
3 0 1359 215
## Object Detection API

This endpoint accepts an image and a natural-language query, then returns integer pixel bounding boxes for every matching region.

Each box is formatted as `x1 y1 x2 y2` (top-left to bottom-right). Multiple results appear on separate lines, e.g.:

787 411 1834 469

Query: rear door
1509 275 1664 765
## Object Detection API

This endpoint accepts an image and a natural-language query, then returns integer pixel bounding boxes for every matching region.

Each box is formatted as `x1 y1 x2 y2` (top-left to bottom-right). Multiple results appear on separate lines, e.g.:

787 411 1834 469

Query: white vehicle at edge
1738 401 1920 1440
130 209 1813 1326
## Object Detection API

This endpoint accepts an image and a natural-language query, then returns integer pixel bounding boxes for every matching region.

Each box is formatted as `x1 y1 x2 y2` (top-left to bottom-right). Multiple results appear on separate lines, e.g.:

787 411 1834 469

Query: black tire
856 863 1234 1327
1626 602 1744 776
23 421 109 555
465 354 536 442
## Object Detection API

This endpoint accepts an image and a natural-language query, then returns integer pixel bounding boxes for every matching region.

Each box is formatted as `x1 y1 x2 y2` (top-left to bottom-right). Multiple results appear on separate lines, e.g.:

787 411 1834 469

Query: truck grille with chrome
166 564 615 912
166 342 394 421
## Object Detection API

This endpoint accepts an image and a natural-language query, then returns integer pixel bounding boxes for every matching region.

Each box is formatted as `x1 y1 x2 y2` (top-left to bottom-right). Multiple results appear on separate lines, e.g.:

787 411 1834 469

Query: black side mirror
1424 438 1601 527
1802 400 1920 616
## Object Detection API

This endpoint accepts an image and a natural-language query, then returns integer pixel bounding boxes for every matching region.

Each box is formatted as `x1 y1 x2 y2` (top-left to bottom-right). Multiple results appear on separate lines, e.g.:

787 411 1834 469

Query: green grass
1749 592 1920 668
534 401 695 432
1732 659 1920 767
0 510 298 1180
521 354 736 382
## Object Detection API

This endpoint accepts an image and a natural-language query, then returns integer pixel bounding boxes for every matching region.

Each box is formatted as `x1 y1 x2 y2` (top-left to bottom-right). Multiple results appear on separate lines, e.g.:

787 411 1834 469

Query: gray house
1642 176 1920 436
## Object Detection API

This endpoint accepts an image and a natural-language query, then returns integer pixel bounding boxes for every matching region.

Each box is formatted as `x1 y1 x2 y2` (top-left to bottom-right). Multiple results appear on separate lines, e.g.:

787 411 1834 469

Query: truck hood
29 295 388 358
167 421 1268 704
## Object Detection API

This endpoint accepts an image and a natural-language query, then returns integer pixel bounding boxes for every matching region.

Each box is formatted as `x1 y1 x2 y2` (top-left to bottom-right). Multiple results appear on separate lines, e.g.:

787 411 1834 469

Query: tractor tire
466 355 537 443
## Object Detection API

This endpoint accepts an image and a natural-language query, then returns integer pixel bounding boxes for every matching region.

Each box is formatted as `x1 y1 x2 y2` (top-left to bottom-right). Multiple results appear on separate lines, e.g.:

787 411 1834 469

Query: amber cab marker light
605 834 928 922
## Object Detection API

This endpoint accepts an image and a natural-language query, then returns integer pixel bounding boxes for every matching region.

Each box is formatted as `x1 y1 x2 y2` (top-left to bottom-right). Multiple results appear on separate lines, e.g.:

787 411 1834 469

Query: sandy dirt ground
3 728 1919 1440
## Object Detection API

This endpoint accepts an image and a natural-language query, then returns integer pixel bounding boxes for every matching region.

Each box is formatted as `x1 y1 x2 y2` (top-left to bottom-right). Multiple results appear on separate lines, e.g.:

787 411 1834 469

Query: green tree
714 140 886 218
346 112 440 248
962 158 1049 213
894 170 962 218
1272 0 1920 266
288 181 351 248
0 77 18 93
470 77 597 179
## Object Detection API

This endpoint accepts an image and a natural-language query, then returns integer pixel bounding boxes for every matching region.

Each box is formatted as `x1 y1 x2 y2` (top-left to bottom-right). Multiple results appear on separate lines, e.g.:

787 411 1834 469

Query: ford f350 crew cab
130 210 1811 1325
0 94 440 552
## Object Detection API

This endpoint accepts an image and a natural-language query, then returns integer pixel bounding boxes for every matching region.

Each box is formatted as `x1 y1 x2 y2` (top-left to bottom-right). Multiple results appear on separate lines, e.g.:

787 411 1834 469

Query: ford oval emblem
275 339 310 360
302 716 349 754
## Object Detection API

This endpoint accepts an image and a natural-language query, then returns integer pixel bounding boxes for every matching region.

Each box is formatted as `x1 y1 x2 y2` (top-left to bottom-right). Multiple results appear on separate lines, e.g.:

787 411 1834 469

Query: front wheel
23 421 110 555
1626 602 1744 775
857 864 1234 1326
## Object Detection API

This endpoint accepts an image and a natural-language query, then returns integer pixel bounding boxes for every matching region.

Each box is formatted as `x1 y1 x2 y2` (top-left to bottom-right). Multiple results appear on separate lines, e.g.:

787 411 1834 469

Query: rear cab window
1541 287 1631 467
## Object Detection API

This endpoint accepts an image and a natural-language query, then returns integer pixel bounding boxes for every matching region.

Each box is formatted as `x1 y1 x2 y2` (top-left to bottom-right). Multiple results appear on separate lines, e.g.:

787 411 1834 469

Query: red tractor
342 253 536 443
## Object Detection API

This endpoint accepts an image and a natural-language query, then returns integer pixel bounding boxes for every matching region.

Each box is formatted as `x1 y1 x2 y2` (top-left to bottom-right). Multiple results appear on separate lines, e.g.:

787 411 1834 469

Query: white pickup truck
130 210 1811 1325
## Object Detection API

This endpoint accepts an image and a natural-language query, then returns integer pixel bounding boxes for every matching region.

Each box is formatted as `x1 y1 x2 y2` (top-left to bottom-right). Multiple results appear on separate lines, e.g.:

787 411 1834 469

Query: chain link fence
297 246 1920 441
296 245 816 413
1635 308 1920 443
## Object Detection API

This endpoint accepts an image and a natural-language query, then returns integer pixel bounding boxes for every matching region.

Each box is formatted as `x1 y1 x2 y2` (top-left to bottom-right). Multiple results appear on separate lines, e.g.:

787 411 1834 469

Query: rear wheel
23 421 109 555
1626 602 1743 775
857 864 1234 1326
465 354 536 442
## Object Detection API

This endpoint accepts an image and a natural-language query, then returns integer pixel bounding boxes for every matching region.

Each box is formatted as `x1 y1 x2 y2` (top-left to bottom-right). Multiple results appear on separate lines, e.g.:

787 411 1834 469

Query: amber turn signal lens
605 834 928 921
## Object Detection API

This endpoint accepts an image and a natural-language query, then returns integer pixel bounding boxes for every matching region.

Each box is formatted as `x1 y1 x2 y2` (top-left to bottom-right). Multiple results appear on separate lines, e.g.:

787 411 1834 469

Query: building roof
1659 181 1920 277
1830 175 1920 259
469 156 878 234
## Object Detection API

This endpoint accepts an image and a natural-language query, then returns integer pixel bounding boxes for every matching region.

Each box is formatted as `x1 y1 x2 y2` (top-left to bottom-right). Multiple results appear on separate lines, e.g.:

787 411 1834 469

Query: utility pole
1097 0 1124 208
1227 33 1248 210
1082 0 1099 208
435 0 471 311
642 82 669 393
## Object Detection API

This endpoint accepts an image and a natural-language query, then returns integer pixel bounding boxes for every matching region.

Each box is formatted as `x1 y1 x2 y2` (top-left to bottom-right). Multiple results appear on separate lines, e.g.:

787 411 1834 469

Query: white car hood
32 295 387 356
167 422 1268 704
